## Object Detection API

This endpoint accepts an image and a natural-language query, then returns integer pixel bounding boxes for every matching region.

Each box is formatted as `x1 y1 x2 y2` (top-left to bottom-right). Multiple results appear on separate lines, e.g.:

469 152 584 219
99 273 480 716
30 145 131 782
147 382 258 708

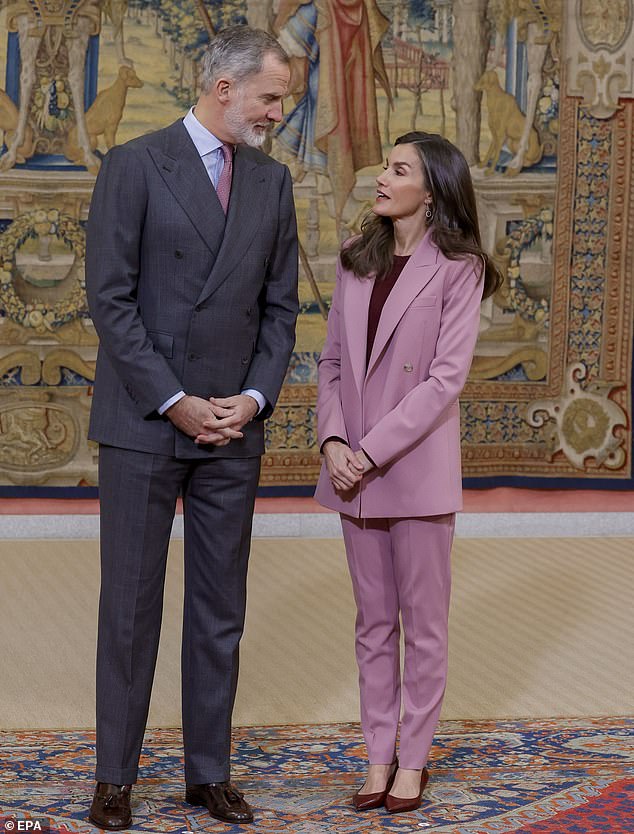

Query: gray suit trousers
95 444 261 785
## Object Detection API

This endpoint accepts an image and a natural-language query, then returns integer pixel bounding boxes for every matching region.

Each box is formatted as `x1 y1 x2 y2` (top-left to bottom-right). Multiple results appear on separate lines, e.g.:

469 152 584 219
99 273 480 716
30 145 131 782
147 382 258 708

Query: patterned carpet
1 718 633 833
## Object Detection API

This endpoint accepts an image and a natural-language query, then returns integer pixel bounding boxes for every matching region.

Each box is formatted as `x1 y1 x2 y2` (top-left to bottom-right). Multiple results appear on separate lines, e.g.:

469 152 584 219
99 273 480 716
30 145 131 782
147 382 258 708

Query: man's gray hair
199 25 289 93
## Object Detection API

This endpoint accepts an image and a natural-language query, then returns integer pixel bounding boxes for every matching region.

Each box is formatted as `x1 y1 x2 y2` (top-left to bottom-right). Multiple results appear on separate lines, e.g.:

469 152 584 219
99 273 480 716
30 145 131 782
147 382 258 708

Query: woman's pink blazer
315 230 483 518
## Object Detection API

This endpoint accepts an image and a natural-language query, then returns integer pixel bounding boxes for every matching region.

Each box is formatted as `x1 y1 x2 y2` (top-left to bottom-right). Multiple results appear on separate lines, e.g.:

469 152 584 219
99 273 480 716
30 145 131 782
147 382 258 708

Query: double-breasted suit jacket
315 231 483 518
86 119 298 457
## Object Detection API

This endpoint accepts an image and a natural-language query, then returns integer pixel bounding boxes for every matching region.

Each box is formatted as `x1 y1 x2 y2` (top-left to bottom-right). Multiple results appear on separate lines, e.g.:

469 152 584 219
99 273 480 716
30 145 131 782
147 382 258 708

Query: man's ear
216 78 231 104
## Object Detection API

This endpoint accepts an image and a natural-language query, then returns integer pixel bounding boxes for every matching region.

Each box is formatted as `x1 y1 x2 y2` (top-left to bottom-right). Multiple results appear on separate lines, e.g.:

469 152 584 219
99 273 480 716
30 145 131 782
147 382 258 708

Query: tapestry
1 718 633 832
0 0 633 490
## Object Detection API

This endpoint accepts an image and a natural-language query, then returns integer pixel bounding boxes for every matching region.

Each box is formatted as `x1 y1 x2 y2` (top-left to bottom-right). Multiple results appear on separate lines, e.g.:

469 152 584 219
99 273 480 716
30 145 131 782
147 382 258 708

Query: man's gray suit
86 119 298 784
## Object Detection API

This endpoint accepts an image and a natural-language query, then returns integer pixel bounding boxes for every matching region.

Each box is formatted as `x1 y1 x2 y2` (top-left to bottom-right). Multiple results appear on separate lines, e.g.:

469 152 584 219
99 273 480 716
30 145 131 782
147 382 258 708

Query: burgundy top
366 255 410 367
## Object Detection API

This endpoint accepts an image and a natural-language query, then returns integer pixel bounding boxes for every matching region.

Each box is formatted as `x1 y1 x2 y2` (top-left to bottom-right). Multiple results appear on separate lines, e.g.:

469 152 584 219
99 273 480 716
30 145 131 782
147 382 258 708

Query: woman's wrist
355 448 375 472
321 436 348 453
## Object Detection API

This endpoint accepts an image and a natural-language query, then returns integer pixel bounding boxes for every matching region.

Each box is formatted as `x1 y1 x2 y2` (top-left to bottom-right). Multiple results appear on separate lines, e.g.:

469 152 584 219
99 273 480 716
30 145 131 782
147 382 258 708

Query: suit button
195 304 202 312
403 363 413 372
246 307 251 317
175 249 184 259
188 352 198 361
241 355 249 364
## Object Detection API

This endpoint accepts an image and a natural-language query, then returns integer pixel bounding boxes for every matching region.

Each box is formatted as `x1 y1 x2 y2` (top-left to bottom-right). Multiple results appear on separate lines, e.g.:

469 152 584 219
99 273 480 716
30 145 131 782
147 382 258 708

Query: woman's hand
323 440 364 492
355 449 375 474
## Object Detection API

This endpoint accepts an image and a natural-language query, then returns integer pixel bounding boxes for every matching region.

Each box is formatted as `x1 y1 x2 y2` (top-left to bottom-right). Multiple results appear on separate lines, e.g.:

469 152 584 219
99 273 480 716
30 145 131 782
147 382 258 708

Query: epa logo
4 820 47 832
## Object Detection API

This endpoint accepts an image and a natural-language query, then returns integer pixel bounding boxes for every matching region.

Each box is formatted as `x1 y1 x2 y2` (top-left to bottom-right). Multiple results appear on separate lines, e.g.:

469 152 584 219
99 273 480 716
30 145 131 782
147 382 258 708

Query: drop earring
425 204 433 220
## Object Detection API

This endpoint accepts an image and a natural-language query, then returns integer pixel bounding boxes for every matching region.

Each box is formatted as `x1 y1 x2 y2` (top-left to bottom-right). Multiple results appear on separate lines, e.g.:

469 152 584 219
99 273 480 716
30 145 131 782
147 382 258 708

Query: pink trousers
340 513 455 769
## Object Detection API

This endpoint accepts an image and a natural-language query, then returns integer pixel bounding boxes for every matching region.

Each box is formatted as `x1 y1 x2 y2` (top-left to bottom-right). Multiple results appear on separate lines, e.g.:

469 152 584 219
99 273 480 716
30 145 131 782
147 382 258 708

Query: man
85 26 298 829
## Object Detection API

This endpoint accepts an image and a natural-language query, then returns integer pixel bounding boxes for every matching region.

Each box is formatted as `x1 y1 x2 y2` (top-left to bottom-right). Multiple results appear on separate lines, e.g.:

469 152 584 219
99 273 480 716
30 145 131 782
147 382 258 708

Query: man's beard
225 96 271 147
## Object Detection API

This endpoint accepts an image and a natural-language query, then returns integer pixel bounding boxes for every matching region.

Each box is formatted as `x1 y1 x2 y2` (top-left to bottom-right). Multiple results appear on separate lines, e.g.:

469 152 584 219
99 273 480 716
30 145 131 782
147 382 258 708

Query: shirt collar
183 106 223 157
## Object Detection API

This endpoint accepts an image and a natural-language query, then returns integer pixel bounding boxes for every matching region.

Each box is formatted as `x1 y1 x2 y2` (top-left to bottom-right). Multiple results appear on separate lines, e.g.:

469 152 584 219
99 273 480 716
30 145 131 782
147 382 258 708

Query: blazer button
175 249 184 259
403 363 414 372
241 355 249 364
188 352 198 361
195 304 202 312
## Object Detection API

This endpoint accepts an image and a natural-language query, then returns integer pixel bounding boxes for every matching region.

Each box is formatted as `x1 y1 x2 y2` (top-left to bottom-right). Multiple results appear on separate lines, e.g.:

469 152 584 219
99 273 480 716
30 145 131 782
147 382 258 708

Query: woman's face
373 143 432 221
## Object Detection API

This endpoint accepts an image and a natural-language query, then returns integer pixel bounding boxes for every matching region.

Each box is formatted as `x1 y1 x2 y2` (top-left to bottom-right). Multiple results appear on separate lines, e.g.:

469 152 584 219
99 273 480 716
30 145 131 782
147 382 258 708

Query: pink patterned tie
216 143 234 214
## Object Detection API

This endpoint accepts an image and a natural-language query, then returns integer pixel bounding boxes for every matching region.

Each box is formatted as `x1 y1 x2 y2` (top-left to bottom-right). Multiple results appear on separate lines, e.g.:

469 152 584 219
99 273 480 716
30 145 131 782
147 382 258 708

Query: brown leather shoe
385 767 429 814
352 761 398 811
88 783 132 830
186 782 254 824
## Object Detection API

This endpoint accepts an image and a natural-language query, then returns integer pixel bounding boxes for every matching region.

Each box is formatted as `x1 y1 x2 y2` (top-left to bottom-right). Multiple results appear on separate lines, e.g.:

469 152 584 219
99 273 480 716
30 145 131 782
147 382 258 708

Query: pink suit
315 230 482 767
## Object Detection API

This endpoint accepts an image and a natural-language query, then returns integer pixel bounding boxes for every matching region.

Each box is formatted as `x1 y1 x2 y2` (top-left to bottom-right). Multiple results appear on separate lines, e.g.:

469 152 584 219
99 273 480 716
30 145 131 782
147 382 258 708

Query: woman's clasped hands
322 440 374 492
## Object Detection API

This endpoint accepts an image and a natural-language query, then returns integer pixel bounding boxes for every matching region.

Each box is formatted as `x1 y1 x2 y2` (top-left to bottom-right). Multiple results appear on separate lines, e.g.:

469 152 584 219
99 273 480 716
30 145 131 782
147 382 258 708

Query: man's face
224 54 290 147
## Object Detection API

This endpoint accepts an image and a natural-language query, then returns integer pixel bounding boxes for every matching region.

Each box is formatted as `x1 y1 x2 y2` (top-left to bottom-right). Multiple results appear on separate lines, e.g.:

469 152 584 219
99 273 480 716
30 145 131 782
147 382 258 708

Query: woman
315 131 501 814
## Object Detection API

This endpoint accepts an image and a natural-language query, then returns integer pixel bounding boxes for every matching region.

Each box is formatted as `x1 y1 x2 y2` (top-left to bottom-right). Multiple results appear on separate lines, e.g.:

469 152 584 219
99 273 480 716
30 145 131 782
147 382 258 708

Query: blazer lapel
195 147 270 305
366 231 440 377
147 120 225 257
342 271 374 398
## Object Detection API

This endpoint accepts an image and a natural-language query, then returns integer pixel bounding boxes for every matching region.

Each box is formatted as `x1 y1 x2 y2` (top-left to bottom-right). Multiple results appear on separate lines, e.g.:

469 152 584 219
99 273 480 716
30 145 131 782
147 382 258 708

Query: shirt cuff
241 388 266 416
158 391 186 415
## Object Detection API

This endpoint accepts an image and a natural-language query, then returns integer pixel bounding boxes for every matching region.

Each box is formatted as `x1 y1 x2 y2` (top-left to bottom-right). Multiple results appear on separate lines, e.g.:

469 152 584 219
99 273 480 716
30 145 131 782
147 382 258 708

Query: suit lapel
342 271 374 399
147 120 225 257
366 231 440 377
196 147 269 305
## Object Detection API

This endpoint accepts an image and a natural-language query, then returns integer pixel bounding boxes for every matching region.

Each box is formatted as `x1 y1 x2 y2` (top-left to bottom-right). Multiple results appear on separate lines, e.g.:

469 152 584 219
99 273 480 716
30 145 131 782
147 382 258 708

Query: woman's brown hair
340 131 502 299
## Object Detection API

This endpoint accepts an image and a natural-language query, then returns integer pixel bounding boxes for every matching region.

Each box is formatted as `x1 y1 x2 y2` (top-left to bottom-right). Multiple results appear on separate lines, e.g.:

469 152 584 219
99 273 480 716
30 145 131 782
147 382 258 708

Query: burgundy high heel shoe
385 767 429 814
352 761 398 811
